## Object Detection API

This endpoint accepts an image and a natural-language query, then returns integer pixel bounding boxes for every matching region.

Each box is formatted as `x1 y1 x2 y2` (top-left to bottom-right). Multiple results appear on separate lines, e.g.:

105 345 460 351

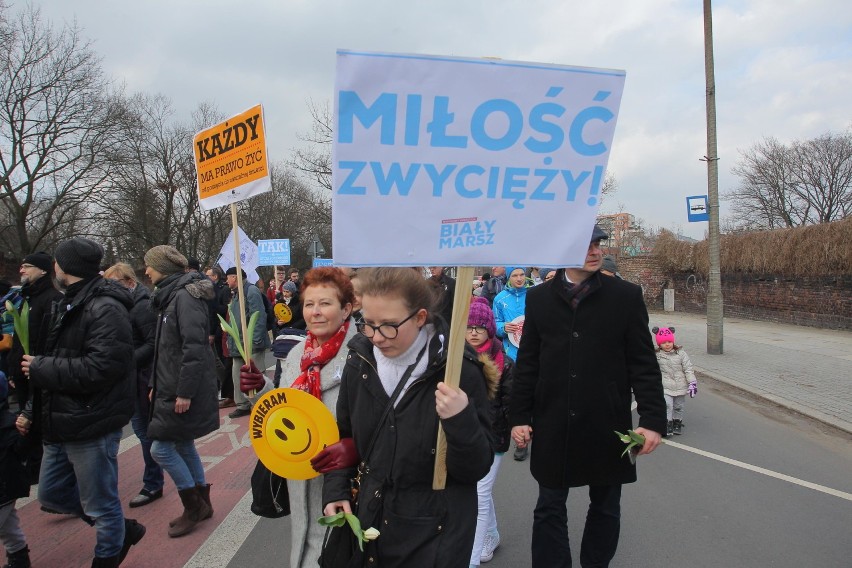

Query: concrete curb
694 365 852 436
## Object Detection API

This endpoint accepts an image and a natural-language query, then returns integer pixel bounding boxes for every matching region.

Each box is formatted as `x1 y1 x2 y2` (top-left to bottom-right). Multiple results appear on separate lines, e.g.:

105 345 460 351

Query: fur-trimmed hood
477 352 501 400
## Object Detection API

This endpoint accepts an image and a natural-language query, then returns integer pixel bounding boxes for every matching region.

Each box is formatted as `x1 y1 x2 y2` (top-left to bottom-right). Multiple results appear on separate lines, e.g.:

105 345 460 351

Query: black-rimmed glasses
356 311 419 339
466 325 488 334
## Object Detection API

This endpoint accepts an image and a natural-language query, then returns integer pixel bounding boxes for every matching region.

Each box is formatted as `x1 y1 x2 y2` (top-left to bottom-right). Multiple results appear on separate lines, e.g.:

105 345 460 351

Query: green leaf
219 305 248 361
615 429 644 461
628 431 646 445
614 431 631 444
317 512 346 527
6 300 29 355
317 512 370 551
245 309 260 362
344 513 366 551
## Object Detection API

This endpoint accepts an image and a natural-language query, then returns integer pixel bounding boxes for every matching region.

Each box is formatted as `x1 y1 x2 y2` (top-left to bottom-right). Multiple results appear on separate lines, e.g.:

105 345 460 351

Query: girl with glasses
465 297 513 567
323 267 493 567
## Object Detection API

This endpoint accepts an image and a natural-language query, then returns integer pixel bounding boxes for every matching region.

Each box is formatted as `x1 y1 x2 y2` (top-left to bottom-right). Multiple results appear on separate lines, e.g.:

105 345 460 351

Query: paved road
648 311 852 433
480 377 852 567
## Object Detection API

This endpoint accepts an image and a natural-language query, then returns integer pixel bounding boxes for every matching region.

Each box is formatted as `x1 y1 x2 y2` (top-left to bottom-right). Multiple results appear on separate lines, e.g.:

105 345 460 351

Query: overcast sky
19 0 851 240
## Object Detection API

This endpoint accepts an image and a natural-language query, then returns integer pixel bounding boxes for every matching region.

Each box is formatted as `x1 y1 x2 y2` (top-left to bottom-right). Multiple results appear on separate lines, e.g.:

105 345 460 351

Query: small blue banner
257 239 291 266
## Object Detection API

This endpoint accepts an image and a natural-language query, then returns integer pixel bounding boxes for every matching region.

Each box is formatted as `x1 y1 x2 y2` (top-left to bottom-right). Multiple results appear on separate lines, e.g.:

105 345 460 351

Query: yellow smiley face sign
250 388 339 480
273 302 292 323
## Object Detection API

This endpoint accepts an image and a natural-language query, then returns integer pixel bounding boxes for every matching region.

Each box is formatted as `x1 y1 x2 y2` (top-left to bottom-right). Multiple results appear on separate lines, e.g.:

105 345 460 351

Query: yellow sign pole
432 266 475 490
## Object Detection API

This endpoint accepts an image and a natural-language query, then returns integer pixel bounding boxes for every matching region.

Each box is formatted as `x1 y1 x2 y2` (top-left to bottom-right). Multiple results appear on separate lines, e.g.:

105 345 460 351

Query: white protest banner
218 226 261 284
194 104 272 211
332 50 625 268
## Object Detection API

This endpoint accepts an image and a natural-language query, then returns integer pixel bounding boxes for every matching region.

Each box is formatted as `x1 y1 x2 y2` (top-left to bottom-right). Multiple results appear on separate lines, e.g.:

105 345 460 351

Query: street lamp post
703 0 724 354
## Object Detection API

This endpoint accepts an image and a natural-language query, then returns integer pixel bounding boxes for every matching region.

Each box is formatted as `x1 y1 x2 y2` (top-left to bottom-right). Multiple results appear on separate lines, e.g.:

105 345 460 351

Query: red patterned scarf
291 320 351 399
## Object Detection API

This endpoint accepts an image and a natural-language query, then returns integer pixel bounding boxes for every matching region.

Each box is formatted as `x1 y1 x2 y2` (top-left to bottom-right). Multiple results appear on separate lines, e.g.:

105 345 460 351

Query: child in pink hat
653 327 698 435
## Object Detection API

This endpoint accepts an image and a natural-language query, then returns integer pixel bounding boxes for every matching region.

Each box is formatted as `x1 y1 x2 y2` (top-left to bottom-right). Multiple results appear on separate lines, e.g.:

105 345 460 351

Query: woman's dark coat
29 277 135 443
147 272 219 441
323 323 493 568
129 284 156 402
509 270 666 488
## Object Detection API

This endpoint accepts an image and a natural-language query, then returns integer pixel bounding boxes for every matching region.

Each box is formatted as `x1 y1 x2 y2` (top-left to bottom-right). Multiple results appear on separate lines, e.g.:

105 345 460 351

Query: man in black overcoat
509 225 666 568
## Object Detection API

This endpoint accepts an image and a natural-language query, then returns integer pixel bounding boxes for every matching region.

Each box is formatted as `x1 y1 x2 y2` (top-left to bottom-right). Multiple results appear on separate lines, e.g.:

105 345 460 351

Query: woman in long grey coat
245 266 358 568
144 245 219 538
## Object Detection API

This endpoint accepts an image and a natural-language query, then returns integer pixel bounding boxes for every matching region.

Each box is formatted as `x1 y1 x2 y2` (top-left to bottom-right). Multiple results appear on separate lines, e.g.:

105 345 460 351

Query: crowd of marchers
0 225 694 568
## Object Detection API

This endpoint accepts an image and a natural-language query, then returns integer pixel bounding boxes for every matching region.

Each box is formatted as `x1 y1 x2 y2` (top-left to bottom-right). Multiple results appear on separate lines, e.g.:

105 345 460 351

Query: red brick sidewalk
17 409 256 567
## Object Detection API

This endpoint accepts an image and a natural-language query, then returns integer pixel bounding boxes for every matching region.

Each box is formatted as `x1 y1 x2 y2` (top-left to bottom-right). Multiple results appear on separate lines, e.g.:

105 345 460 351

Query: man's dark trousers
531 484 622 568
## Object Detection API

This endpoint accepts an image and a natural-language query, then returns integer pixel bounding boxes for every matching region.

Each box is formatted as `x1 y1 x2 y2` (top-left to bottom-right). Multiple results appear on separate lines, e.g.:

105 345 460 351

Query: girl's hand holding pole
435 381 468 419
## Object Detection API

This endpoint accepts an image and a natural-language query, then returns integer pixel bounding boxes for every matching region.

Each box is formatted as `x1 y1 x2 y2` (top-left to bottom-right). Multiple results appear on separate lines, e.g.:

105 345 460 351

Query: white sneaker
480 531 501 562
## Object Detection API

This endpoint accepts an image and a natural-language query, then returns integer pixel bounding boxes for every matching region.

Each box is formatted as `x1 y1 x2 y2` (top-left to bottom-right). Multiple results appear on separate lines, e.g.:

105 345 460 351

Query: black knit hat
23 251 53 273
54 238 103 279
225 267 246 279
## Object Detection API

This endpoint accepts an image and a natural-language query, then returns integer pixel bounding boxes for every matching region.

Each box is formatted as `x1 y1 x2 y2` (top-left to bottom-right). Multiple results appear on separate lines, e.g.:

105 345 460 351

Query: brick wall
618 256 852 331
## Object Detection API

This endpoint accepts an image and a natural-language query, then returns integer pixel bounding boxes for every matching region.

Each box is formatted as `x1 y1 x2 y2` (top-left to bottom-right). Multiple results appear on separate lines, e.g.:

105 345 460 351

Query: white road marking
632 400 850 502
663 439 852 502
184 489 259 568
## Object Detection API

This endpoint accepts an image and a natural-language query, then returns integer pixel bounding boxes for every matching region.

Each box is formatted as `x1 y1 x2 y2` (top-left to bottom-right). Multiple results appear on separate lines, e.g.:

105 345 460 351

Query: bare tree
727 131 852 230
91 93 202 265
791 132 852 223
0 5 122 257
288 99 333 193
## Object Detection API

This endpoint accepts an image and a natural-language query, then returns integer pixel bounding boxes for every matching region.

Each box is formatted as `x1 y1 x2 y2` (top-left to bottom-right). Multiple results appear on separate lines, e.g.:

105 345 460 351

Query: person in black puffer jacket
143 246 219 539
23 237 144 567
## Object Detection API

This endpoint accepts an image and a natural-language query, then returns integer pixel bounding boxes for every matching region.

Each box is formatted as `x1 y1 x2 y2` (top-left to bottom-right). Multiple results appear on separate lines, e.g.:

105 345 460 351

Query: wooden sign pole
230 204 254 393
432 265 475 490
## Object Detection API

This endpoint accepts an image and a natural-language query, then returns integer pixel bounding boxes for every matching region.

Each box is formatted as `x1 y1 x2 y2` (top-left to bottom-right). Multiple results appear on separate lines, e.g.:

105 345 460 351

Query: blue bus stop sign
686 195 709 222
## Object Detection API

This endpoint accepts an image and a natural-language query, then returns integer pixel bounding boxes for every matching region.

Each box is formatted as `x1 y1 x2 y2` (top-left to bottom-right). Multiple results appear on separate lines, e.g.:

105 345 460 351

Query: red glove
310 438 359 473
239 360 265 394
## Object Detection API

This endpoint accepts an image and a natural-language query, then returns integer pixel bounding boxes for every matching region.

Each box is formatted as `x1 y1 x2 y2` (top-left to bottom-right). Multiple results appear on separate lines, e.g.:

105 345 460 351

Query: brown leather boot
168 486 212 538
169 484 213 526
196 483 213 520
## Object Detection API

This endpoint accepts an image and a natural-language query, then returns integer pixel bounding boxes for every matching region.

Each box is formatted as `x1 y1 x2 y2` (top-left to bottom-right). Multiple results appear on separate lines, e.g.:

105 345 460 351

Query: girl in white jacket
653 327 697 435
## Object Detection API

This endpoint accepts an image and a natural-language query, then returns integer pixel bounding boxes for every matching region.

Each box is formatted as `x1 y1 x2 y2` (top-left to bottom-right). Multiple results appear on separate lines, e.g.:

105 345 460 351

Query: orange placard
193 104 271 209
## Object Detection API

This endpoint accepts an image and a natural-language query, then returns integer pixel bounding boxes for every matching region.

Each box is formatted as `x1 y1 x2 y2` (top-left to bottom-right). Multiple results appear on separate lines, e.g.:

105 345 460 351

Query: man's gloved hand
239 360 265 394
310 438 359 473
688 381 698 398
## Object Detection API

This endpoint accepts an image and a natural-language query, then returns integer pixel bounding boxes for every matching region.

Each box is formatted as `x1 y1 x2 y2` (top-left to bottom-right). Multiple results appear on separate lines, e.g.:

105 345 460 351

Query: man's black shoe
128 488 163 508
117 518 146 565
228 407 251 419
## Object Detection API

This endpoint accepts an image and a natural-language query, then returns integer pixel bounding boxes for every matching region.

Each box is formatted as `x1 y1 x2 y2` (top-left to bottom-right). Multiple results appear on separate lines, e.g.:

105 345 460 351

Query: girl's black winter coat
323 324 493 568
